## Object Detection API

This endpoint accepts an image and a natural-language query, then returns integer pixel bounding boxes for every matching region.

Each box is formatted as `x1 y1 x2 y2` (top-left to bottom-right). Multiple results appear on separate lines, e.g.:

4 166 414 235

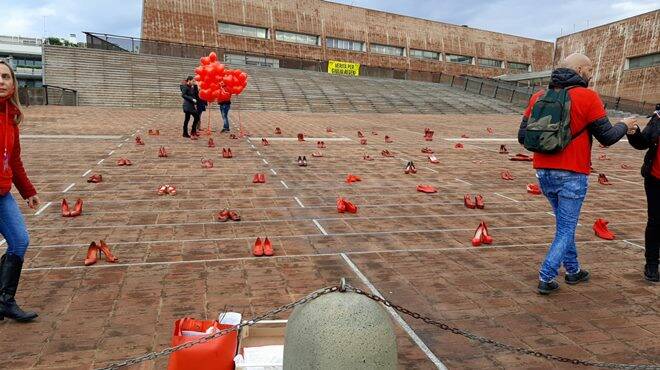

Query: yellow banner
328 60 360 76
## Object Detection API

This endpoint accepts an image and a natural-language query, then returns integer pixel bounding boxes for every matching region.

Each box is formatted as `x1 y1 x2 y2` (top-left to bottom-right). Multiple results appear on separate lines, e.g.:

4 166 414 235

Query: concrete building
141 0 554 80
555 10 659 103
0 35 43 87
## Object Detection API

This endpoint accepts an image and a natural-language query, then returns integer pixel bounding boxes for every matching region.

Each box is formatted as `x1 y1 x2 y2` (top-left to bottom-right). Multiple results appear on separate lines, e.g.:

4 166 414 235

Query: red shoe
527 183 542 195
381 150 394 157
123 159 132 166
481 222 493 244
158 147 168 158
326 127 333 133
312 152 323 157
593 218 615 240
360 138 367 145
262 138 270 146
344 200 358 214
208 138 216 148
227 148 233 158
222 148 228 158
297 133 305 141
409 161 417 174
228 211 241 221
201 159 214 168
428 155 439 164
135 136 145 145
148 129 155 136
404 162 412 174
384 135 393 143
98 240 119 263
501 171 514 181
371 131 378 136
301 156 308 166
69 199 83 217
499 145 509 154
216 209 230 222
116 158 126 166
464 194 476 209
421 147 433 154
598 173 612 185
297 156 304 166
346 174 361 184
252 174 261 183
84 242 99 266
157 185 168 196
61 199 71 217
598 154 610 161
357 131 364 138
475 194 485 209
155 130 160 135
87 174 103 183
487 127 494 134
258 173 266 183
471 222 493 246
263 238 274 256
253 238 264 256
621 164 632 170
166 185 177 196
454 143 464 149
275 127 282 135
510 153 533 162
461 134 469 138
337 198 347 213
229 134 238 139
425 131 434 141
416 185 437 193
363 155 374 161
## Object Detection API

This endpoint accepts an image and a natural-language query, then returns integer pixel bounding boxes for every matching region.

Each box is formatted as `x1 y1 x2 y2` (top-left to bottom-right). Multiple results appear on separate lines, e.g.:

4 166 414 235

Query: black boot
645 264 659 282
0 254 38 322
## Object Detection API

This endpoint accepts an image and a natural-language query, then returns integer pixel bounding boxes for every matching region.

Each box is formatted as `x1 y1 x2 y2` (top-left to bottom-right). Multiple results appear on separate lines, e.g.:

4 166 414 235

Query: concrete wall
141 0 554 78
555 10 659 103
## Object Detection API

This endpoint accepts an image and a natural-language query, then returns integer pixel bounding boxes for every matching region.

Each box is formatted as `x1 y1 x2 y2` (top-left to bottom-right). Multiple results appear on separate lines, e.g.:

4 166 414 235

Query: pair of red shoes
416 185 437 193
527 184 542 195
510 153 533 162
157 185 177 196
360 138 367 145
253 237 274 256
454 143 464 149
337 198 358 213
275 127 282 135
217 209 241 222
85 240 118 266
297 156 308 166
472 221 493 246
87 174 102 183
598 173 612 185
148 129 160 136
297 133 305 141
404 161 417 174
428 155 439 164
201 159 214 168
384 135 393 143
253 173 266 183
357 131 364 138
116 158 132 166
135 136 145 145
464 194 484 209
363 154 374 161
598 154 610 161
421 147 433 154
499 145 509 154
424 128 434 141
262 138 270 146
346 174 362 184
61 199 83 217
229 134 238 140
381 150 394 157
317 141 326 149
501 170 515 180
158 147 168 157
222 148 233 158
208 138 216 148
593 218 615 240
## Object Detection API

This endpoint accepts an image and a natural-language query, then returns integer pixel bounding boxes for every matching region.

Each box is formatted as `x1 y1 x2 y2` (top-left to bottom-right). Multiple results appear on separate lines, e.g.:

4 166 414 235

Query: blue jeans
536 169 588 282
219 103 231 131
0 193 30 259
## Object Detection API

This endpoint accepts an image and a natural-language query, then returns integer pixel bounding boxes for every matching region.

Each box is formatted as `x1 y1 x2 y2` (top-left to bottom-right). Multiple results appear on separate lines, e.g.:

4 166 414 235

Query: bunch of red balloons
194 52 248 102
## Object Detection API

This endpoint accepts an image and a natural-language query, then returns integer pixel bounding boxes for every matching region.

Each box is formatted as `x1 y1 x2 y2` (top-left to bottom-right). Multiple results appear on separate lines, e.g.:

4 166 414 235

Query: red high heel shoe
98 240 118 263
117 158 126 166
421 147 433 154
297 133 305 141
510 153 533 162
166 185 177 196
454 143 464 149
461 134 470 138
425 130 434 141
158 147 168 158
157 185 168 196
621 164 632 170
360 138 367 145
312 152 323 157
275 127 282 135
487 127 494 134
216 210 230 222
384 135 393 143
201 159 214 168
475 195 485 209
464 194 475 209
428 155 439 164
258 173 266 183
222 148 228 158
527 184 542 195
593 218 615 240
499 145 509 154
252 174 261 183
61 199 71 217
471 222 494 246
357 131 364 138
262 138 270 146
228 211 241 221
226 148 233 158
481 222 493 244
263 237 274 256
84 242 99 266
326 127 333 133
337 198 347 213
409 162 417 174
363 155 374 161
344 200 358 214
301 156 307 166
208 138 216 148
69 199 83 217
135 136 145 145
598 173 612 185
416 185 437 193
404 162 412 174
253 237 264 256
148 129 155 136
87 174 103 183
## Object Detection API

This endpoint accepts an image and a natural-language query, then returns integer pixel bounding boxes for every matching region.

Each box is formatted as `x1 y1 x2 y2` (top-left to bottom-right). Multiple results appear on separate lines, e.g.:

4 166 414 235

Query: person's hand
621 117 638 130
192 99 197 103
27 195 40 209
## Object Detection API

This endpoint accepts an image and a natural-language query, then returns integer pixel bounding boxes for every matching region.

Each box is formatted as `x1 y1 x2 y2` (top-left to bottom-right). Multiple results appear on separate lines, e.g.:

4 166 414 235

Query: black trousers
645 176 660 266
183 111 199 135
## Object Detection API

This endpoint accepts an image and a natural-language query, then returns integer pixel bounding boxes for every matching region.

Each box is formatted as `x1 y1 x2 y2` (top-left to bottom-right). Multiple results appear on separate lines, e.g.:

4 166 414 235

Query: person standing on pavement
192 81 207 133
218 94 231 133
180 76 199 138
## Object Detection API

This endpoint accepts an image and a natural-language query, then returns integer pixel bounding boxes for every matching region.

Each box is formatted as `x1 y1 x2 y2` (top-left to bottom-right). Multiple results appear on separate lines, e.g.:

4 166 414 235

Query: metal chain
96 281 659 370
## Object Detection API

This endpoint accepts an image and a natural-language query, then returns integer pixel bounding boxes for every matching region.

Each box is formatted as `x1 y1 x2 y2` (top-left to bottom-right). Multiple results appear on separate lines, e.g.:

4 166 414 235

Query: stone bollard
283 291 397 370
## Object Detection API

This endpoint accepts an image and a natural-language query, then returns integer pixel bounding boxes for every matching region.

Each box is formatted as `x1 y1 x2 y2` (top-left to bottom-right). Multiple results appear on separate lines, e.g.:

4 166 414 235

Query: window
446 54 473 64
326 37 364 52
224 53 279 68
508 62 531 71
627 53 660 70
410 49 439 60
219 22 268 39
478 58 503 68
275 30 319 46
370 43 405 57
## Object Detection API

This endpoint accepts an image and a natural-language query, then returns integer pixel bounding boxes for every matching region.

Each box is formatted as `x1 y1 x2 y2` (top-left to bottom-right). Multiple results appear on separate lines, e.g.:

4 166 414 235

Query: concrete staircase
43 46 518 114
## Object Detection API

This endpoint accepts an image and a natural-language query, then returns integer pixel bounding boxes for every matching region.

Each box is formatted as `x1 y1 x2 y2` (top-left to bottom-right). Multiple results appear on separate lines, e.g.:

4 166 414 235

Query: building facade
555 10 659 103
0 35 43 87
141 0 554 80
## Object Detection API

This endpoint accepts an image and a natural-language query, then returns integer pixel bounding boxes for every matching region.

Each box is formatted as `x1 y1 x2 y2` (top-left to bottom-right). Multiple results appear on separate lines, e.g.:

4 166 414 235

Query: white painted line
399 158 409 163
81 169 92 177
250 145 256 149
294 197 305 208
97 159 105 165
124 138 130 142
494 192 520 203
62 183 75 193
270 168 277 175
256 151 261 156
425 167 438 173
254 137 351 141
280 180 289 189
262 159 269 165
455 178 472 186
34 202 53 216
313 219 328 235
118 143 123 148
108 150 115 156
340 253 447 370
622 240 644 249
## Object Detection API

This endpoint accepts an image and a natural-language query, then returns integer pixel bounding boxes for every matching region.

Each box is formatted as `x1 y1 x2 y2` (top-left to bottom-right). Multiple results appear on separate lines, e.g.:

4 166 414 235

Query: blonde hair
0 59 24 125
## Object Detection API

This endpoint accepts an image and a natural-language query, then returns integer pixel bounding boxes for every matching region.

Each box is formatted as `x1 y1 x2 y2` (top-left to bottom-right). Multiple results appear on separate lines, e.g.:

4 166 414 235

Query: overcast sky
1 0 658 42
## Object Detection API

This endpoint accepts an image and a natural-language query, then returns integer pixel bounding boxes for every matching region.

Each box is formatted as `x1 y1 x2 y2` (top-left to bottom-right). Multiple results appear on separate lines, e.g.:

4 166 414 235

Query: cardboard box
234 320 287 370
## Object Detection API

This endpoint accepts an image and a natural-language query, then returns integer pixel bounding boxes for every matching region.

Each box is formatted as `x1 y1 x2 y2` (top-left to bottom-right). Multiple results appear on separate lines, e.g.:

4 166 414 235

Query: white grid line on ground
340 253 447 370
62 183 75 193
622 240 645 249
81 169 92 177
313 219 328 235
262 159 269 165
97 159 105 165
494 192 520 203
34 202 52 216
294 197 305 208
455 178 472 186
270 168 277 175
108 150 115 156
280 180 289 189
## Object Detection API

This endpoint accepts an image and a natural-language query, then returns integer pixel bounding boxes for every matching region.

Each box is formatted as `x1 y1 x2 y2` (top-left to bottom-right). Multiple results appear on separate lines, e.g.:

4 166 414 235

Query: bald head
559 53 594 85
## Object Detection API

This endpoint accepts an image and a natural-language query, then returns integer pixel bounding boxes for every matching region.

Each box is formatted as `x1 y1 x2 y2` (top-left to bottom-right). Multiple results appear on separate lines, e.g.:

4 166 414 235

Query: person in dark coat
627 105 660 282
192 82 207 133
180 76 199 138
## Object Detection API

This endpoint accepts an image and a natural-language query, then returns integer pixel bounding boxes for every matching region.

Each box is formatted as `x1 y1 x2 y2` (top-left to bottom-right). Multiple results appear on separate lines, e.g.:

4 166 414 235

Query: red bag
167 318 238 370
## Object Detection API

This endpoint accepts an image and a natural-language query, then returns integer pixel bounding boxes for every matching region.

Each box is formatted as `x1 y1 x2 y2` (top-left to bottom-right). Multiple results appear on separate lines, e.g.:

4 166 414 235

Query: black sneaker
565 269 590 285
221 128 230 133
183 133 190 138
645 264 659 282
538 280 559 295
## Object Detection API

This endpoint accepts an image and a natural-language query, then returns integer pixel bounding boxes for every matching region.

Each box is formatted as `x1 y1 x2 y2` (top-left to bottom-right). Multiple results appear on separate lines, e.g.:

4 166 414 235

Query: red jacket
0 100 36 199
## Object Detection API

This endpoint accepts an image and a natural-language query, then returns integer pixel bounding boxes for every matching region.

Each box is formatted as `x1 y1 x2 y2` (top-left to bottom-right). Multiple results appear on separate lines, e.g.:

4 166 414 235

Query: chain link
95 282 659 370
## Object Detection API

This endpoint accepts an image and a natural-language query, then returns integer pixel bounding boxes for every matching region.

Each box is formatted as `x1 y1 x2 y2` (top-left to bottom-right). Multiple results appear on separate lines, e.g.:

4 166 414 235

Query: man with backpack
517 53 638 295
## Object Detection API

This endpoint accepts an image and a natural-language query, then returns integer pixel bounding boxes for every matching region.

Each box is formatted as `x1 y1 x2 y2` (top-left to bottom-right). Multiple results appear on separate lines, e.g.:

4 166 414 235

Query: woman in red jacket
0 59 39 321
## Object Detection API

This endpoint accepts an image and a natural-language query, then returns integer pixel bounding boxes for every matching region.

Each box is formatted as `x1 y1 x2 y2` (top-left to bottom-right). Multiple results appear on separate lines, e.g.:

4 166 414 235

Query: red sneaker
263 238 274 256
475 194 485 209
593 218 615 240
464 194 475 209
253 237 264 256
527 183 542 195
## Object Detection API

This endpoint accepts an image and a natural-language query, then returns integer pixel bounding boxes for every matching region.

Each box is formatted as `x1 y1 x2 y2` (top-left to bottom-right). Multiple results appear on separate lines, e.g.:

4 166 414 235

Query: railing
81 31 656 115
17 85 78 106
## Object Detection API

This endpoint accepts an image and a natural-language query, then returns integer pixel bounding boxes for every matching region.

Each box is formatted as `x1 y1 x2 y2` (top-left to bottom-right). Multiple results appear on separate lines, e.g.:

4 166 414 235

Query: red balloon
209 52 218 63
199 89 211 101
213 63 225 75
218 90 231 101
200 56 211 65
238 72 247 82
